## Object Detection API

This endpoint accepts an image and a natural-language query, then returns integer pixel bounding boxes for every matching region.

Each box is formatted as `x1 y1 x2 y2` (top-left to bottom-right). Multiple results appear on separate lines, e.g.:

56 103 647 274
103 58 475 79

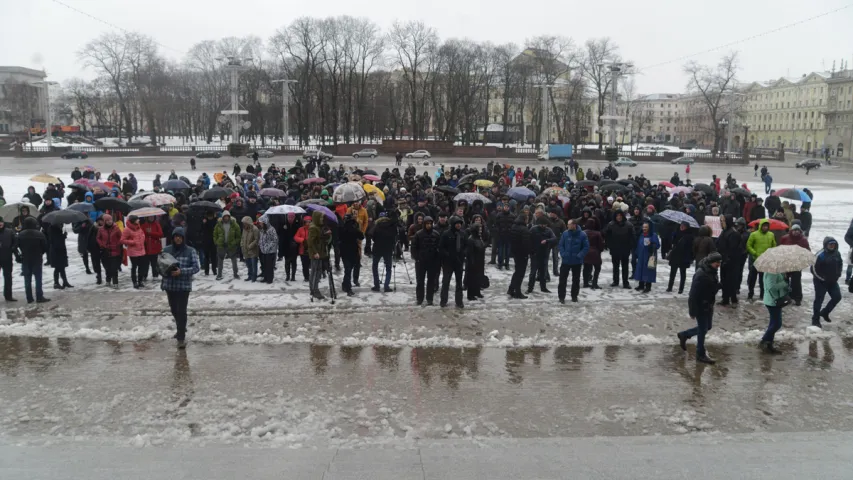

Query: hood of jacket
824 236 839 250
311 210 324 225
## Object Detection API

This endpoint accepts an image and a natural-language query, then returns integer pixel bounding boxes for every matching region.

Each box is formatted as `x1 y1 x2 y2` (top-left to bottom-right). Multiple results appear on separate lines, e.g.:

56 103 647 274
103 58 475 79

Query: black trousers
583 263 601 286
719 262 739 302
300 255 310 280
261 253 276 283
747 264 765 298
787 271 802 302
558 264 582 301
415 260 440 304
102 255 121 285
0 258 12 299
611 255 629 284
668 265 687 292
528 254 548 291
508 255 529 295
166 290 190 341
129 256 144 285
144 254 159 279
440 262 464 307
86 248 102 279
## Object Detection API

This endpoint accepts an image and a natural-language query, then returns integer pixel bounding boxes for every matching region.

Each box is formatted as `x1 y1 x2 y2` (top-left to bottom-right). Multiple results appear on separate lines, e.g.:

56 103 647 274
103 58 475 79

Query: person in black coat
717 215 744 305
678 252 722 364
48 224 72 290
602 210 634 288
666 222 695 294
465 222 487 302
339 214 364 296
370 213 397 292
494 205 515 270
411 216 441 305
764 194 781 218
16 217 50 303
438 217 467 308
508 214 532 299
0 217 17 301
24 186 43 209
527 216 557 293
73 219 102 284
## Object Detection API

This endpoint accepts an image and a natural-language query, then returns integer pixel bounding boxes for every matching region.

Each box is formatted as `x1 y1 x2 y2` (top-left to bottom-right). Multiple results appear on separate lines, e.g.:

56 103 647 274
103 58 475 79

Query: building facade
0 66 47 135
823 69 853 157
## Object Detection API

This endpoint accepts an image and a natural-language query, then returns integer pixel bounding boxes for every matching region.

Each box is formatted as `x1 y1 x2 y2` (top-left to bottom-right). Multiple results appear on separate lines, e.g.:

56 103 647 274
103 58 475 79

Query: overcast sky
3 0 852 93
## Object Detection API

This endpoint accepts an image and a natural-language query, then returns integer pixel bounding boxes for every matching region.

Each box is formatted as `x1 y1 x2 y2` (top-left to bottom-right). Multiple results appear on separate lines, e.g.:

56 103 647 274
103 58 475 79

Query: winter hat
705 252 723 264
735 217 746 225
423 216 434 224
790 224 802 232
242 216 253 225
128 215 139 223
222 210 231 218
303 215 312 222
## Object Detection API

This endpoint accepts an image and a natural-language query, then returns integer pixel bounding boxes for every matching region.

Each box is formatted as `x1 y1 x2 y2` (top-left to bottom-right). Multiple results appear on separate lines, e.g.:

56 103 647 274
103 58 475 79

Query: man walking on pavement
411 216 441 305
557 219 589 304
161 227 200 349
0 217 17 302
678 252 722 364
438 217 467 308
811 237 843 328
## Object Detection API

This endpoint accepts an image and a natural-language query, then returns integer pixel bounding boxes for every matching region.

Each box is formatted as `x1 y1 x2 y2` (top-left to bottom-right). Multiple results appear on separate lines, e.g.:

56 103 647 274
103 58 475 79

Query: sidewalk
3 432 852 479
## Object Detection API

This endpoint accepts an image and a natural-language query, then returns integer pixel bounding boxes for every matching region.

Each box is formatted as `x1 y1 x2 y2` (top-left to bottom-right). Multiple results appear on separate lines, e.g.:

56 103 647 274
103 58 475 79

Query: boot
60 271 73 289
610 281 619 287
697 354 716 365
53 271 64 290
635 282 644 291
759 341 781 355
821 312 833 323
642 284 652 293
96 275 103 285
677 332 688 351
622 281 632 289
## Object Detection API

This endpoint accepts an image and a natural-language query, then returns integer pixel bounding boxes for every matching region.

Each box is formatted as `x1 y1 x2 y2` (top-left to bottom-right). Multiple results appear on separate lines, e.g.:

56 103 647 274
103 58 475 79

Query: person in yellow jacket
347 203 368 233
746 218 776 300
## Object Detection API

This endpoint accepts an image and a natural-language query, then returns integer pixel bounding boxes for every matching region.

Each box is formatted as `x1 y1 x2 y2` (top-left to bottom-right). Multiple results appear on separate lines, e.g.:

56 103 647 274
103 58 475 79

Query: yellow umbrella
363 183 385 201
474 179 494 188
30 174 61 184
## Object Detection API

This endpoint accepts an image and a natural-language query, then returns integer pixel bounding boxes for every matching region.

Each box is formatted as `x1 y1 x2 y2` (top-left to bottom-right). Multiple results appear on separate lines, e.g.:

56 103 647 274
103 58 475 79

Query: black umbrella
728 187 751 197
68 183 90 192
202 187 230 200
187 200 223 212
238 173 257 181
128 199 153 210
41 209 88 225
95 197 130 214
162 179 190 190
575 180 597 188
363 169 378 175
67 203 94 213
616 179 640 189
457 174 476 185
287 166 304 174
693 183 715 195
297 199 328 207
179 176 192 185
599 183 628 192
435 185 460 195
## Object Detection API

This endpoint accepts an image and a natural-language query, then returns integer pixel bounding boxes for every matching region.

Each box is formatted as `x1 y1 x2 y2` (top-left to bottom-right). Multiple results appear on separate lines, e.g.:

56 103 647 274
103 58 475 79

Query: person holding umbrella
811 237 843 328
257 216 278 284
746 219 776 301
677 252 722 364
161 227 200 349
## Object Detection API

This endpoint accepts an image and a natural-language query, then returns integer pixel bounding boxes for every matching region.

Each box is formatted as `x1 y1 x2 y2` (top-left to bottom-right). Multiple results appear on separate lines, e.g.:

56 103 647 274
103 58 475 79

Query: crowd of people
0 158 845 357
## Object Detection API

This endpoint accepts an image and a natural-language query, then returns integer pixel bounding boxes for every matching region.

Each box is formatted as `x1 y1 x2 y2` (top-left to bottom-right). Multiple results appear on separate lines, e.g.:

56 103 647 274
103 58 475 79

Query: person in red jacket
141 217 163 283
121 215 147 288
293 215 312 281
779 224 810 305
97 214 123 288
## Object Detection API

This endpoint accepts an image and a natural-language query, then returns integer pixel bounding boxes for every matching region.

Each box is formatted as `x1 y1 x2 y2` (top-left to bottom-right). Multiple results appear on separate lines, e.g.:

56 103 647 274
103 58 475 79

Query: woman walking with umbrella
161 227 200 349
753 245 815 352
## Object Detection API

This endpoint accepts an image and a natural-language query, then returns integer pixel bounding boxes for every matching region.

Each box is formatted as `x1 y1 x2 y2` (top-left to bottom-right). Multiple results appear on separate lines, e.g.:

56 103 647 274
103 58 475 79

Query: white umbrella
332 182 367 204
754 245 816 273
263 205 306 215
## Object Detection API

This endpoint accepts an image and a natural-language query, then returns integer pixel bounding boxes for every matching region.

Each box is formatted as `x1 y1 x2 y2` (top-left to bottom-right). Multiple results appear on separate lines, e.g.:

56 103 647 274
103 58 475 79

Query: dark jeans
763 306 782 344
22 262 44 302
0 258 12 299
166 290 190 341
260 253 276 283
557 263 582 301
747 264 764 298
144 253 159 279
583 263 601 287
440 262 464 306
415 260 440 304
372 251 392 289
299 255 310 280
497 238 511 268
528 254 548 291
85 249 102 279
244 257 258 281
202 245 217 275
130 256 145 285
102 254 121 285
283 253 297 279
813 280 841 320
490 235 498 263
787 271 802 302
668 265 687 292
719 261 739 302
508 255 528 295
680 312 713 357
611 255 629 284
342 257 360 291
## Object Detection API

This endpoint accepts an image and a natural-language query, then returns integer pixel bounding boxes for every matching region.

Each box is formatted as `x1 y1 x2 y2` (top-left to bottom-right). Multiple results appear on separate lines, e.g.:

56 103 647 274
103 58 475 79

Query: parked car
405 150 431 159
302 149 334 160
352 148 378 159
196 151 221 158
61 151 88 159
671 156 696 165
795 158 821 169
613 157 637 167
246 149 275 159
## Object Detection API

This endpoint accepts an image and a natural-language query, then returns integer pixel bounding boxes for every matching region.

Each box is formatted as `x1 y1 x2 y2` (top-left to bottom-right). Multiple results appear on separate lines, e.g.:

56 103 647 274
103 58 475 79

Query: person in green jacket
746 219 776 300
760 271 790 354
306 210 330 299
213 210 242 280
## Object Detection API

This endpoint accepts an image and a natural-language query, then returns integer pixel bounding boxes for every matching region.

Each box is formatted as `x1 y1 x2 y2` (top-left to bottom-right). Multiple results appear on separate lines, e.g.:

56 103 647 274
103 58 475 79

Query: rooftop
0 66 47 79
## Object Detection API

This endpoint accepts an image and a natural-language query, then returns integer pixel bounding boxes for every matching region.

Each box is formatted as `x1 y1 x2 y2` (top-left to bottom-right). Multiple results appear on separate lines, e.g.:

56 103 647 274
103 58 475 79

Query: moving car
352 148 378 159
405 150 431 159
613 157 637 167
61 151 88 159
302 149 334 160
795 158 822 169
671 156 696 165
196 151 222 158
246 149 275 158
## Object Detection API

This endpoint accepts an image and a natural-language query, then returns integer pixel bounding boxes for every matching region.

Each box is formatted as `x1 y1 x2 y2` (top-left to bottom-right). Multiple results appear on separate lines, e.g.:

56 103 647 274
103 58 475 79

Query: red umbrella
302 177 326 185
659 181 674 188
363 174 381 182
748 219 788 231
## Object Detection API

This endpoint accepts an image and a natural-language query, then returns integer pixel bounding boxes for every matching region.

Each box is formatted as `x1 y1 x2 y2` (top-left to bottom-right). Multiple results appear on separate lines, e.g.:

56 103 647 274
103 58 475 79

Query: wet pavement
2 336 853 447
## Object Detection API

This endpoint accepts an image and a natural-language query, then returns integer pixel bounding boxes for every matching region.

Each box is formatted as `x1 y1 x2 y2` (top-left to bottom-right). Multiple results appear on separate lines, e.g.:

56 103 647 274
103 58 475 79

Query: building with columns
823 69 853 157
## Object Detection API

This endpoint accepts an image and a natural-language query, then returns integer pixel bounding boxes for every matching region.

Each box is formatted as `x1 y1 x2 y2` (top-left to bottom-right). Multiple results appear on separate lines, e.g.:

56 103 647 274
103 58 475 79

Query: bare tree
578 37 620 149
79 33 133 142
683 52 740 155
388 21 438 141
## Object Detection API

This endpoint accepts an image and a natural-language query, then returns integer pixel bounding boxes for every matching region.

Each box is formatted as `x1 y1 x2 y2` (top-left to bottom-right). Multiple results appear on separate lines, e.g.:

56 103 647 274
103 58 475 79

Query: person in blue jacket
83 192 100 224
557 219 589 304
201 173 211 190
811 236 843 328
633 220 660 293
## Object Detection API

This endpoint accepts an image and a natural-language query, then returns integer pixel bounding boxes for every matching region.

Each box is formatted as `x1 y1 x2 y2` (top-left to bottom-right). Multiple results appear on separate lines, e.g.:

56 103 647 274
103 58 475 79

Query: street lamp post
719 118 729 155
32 80 59 150
271 79 297 146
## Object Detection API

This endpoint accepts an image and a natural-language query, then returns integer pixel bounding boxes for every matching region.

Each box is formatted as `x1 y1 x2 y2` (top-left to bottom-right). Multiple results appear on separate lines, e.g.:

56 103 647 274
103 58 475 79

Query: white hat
222 210 231 217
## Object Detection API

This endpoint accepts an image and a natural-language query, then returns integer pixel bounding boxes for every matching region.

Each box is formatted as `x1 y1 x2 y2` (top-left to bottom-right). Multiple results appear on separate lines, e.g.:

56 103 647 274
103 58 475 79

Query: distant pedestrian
678 252 722 364
754 163 759 177
190 157 196 170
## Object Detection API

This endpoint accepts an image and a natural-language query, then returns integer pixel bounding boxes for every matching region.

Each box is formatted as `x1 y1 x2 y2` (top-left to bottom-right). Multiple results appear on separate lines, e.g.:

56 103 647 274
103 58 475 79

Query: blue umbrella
507 187 535 202
304 204 338 223
655 209 700 229
773 188 811 202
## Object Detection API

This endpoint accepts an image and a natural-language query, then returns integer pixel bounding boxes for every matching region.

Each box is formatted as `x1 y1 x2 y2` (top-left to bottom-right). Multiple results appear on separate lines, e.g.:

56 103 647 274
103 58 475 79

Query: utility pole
599 63 633 149
33 80 59 150
218 56 251 143
271 79 297 145
536 84 553 148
